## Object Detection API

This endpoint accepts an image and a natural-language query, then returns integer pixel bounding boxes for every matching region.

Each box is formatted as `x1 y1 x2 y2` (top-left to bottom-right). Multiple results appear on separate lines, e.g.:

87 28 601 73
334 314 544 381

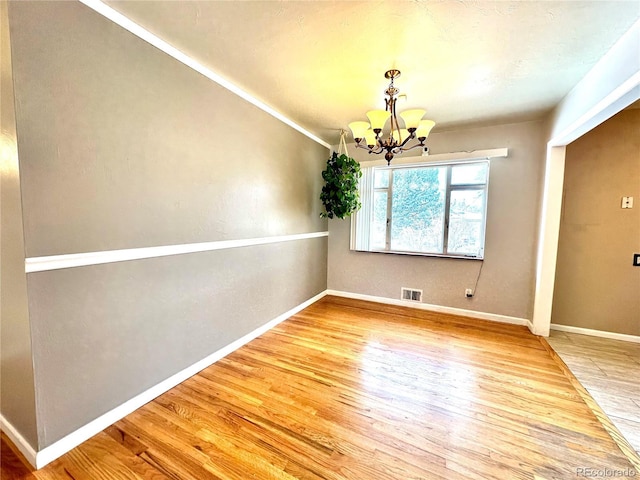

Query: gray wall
0 0 38 449
329 120 545 320
9 1 327 448
27 240 326 446
552 108 640 335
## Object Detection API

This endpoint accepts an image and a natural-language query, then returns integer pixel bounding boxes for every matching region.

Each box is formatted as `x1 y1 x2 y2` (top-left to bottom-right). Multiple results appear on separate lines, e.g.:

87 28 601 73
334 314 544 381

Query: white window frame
351 149 508 260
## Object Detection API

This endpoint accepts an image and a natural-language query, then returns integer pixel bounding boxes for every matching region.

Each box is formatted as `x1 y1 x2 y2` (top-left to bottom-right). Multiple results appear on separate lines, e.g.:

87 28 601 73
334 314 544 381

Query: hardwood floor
1 432 36 480
2 296 637 479
547 330 640 459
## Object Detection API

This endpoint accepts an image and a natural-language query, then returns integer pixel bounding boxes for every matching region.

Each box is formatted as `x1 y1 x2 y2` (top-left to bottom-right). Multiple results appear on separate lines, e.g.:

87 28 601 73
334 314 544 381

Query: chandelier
348 69 435 165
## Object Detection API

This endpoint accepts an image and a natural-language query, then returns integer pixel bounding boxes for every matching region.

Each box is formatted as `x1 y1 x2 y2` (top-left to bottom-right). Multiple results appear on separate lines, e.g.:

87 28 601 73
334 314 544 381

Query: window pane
390 167 446 253
448 189 485 255
370 191 387 249
374 168 390 189
451 163 487 185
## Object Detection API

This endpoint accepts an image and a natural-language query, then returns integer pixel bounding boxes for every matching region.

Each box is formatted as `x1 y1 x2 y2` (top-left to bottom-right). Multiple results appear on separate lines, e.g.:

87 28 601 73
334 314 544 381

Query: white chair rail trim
25 232 329 273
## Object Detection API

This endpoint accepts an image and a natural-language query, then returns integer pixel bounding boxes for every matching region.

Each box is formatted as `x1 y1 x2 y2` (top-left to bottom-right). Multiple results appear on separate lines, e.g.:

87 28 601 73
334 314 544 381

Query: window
352 160 489 258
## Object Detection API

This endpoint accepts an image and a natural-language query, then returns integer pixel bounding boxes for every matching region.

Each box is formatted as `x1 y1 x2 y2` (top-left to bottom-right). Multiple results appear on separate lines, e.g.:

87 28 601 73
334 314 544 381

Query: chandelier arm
398 131 416 148
354 142 384 155
388 97 400 147
354 142 372 151
399 141 426 153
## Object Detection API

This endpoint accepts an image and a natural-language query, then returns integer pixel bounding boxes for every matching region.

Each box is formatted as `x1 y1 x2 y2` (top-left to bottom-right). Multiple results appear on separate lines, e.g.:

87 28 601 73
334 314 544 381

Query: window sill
352 248 484 260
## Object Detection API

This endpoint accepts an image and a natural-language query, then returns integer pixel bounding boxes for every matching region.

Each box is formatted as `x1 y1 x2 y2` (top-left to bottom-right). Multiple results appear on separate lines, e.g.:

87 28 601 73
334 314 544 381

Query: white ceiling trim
551 72 640 147
78 0 332 150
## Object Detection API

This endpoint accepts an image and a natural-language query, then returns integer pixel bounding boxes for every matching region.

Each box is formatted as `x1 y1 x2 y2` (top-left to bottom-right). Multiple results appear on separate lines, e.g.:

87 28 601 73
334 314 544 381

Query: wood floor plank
3 296 638 479
1 432 37 480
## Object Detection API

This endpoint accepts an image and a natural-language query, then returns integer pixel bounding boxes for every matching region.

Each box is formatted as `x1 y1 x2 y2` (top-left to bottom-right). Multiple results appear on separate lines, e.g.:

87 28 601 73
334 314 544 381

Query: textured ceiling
105 1 640 145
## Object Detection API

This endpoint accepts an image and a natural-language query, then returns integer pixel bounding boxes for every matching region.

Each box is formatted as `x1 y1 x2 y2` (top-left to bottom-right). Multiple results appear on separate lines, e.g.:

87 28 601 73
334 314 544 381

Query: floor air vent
401 287 423 302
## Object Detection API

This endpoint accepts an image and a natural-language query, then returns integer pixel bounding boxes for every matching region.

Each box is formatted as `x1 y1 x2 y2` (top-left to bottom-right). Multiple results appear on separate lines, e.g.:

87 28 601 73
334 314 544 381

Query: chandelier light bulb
348 121 370 140
363 129 377 147
366 110 391 132
415 119 436 139
399 109 426 130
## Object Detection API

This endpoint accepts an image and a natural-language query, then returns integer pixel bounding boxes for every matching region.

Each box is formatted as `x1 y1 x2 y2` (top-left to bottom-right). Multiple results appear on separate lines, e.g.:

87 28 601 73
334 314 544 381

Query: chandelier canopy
348 70 435 165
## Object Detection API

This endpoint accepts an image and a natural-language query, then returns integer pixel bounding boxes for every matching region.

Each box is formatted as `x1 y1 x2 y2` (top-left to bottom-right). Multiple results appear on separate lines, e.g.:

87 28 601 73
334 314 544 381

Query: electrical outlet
465 288 474 298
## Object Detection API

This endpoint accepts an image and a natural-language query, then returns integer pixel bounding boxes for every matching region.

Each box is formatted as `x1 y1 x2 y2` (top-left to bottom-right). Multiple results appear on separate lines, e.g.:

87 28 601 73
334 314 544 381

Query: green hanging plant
320 151 362 219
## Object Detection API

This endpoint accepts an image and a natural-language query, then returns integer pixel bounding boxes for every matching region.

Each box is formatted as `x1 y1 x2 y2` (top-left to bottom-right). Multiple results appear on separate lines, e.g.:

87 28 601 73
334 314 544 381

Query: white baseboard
32 290 327 469
550 323 640 343
0 414 37 468
326 290 530 327
527 320 535 333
